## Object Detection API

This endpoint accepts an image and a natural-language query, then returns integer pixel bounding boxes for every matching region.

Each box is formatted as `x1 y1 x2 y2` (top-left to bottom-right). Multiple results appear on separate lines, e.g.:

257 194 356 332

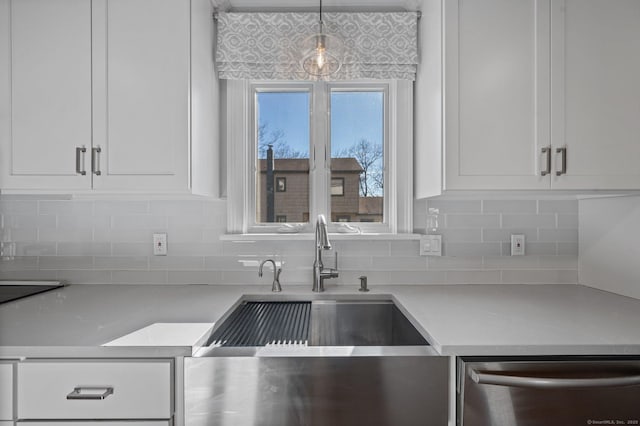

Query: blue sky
257 91 383 156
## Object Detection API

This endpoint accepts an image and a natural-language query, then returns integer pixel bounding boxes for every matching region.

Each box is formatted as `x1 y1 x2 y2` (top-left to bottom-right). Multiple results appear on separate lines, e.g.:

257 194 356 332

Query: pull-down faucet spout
313 215 338 292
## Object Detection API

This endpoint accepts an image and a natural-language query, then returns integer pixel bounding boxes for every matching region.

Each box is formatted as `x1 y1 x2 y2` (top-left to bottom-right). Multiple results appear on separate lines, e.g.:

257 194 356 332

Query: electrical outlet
511 234 525 256
420 235 442 257
153 233 168 256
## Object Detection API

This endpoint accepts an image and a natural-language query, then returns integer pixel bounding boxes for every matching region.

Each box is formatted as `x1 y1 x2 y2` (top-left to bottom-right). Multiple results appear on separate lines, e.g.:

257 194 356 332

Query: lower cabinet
16 360 172 423
19 423 168 426
0 362 14 422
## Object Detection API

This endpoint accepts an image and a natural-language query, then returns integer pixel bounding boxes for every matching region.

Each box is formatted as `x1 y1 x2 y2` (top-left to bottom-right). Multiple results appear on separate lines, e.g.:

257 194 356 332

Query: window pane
330 91 384 223
256 91 310 223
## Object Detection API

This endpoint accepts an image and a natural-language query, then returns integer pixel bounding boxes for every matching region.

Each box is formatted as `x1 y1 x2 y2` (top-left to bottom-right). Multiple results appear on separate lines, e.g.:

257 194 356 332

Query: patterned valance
216 12 419 81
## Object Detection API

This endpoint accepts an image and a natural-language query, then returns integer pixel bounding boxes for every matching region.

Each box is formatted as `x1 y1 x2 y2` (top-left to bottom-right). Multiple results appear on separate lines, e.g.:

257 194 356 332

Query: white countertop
1 284 640 357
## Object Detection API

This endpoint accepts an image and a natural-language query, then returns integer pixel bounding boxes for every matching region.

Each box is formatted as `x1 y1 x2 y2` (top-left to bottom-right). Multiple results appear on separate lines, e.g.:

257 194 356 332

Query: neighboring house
258 158 382 223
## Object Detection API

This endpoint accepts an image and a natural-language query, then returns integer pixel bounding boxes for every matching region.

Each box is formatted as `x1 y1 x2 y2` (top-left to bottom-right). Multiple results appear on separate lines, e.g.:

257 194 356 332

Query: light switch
420 235 442 257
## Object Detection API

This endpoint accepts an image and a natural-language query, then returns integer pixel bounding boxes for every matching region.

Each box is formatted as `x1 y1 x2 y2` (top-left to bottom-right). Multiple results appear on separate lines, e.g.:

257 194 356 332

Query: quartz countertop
1 284 640 358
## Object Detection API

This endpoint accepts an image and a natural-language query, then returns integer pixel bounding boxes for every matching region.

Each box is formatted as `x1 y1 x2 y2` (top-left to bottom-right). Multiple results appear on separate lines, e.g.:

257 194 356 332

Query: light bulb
316 47 326 69
315 35 327 69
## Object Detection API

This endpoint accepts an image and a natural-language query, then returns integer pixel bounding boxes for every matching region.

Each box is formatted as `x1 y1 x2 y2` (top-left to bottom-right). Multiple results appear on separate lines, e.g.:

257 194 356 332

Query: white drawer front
0 363 13 420
17 361 171 419
19 422 170 426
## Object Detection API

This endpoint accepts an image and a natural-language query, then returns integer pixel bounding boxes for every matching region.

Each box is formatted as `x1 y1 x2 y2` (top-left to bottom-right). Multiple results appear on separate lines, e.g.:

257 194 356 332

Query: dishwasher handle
470 369 640 389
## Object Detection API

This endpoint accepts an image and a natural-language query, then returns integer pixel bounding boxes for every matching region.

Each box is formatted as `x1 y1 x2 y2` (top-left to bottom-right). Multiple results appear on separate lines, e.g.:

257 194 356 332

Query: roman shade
215 12 419 80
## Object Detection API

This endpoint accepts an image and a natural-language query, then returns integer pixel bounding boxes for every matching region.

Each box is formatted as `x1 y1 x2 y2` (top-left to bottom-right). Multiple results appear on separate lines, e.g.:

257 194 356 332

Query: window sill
220 233 423 242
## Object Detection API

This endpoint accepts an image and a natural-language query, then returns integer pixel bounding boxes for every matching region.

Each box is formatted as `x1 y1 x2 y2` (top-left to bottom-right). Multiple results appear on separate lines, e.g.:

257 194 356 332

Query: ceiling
211 0 424 12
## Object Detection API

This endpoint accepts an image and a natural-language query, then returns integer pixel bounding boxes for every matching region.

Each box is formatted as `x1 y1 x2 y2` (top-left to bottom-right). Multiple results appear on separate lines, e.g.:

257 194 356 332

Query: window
331 178 344 196
225 79 413 235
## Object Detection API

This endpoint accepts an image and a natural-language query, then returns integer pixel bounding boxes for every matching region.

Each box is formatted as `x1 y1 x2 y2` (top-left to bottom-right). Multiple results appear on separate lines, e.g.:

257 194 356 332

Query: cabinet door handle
541 146 551 176
556 147 567 176
92 147 102 176
75 147 87 175
470 369 640 389
66 386 114 400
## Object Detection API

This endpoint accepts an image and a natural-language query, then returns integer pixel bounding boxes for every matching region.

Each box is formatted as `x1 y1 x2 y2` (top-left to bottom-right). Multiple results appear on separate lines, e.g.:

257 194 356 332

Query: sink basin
203 299 428 348
186 297 448 426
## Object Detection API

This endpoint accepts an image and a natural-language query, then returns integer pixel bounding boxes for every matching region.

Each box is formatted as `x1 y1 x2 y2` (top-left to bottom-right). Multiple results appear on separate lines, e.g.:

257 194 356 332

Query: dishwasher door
458 359 640 426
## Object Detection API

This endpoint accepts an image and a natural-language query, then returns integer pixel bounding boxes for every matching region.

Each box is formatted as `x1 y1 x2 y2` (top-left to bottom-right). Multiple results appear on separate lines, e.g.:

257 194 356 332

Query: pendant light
301 0 343 77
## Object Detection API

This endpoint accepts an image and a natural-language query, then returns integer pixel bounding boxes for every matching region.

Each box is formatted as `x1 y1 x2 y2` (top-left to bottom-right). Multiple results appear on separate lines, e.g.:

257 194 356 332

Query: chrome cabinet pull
92 147 102 176
75 147 87 175
541 146 551 176
470 369 640 389
556 147 567 176
66 386 114 400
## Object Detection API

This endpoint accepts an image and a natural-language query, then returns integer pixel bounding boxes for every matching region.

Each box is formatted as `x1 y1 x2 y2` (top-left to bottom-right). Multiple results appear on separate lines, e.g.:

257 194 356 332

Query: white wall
0 194 578 286
579 195 640 299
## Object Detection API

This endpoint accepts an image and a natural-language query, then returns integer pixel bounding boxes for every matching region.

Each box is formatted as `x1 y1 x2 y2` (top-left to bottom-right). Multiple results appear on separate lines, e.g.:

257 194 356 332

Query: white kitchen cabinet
550 0 640 190
0 0 92 190
444 0 550 190
90 0 190 191
0 0 191 193
441 0 640 191
17 360 172 421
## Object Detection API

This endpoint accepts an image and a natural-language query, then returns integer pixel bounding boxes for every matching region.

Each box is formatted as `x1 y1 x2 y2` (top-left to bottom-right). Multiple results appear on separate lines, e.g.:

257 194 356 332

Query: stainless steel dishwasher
184 299 449 426
458 357 640 426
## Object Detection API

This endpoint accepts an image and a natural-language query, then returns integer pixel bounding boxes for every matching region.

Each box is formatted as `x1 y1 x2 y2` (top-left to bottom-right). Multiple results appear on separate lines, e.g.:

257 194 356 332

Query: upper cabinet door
444 0 551 190
91 0 190 191
551 0 640 189
0 0 92 190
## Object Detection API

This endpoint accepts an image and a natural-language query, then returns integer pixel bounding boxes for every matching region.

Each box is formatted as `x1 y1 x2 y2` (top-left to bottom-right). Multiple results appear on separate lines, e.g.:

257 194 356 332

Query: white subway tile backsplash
39 200 93 216
57 242 111 256
0 200 38 215
538 229 579 243
39 228 93 243
501 214 556 228
0 194 580 286
538 200 578 214
445 242 502 257
94 256 148 270
482 228 537 242
426 200 482 213
557 214 579 229
94 201 149 215
446 214 500 228
369 256 428 271
483 200 536 213
39 256 93 270
112 215 168 230
151 256 205 270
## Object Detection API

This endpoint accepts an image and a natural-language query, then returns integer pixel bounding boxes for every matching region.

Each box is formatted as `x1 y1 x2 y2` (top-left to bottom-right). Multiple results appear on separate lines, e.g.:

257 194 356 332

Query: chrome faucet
259 259 282 292
312 214 338 292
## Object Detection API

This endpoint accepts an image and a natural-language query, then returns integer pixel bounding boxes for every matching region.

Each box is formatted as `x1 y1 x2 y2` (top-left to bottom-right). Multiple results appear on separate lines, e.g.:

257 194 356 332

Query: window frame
225 79 413 236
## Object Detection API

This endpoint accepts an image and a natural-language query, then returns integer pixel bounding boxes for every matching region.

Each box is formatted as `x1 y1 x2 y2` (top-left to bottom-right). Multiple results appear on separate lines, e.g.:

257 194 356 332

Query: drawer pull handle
66 386 114 400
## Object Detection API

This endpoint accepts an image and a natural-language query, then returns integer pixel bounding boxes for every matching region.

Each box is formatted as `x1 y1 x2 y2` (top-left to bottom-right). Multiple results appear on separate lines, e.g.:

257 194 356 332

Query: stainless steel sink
186 297 449 426
202 299 428 348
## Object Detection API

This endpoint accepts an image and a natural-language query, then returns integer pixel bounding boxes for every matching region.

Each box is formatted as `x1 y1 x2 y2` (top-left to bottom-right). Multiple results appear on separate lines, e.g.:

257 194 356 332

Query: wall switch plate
420 235 442 257
153 233 168 256
511 234 525 256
